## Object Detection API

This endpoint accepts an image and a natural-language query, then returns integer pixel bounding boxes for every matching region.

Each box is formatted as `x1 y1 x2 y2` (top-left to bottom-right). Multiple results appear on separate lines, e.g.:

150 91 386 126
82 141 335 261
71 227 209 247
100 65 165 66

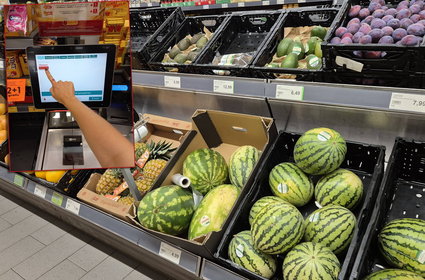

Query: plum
396 40 403 45
341 37 353 44
411 0 424 8
359 23 372 34
373 9 386 18
392 28 408 41
400 34 420 45
335 27 348 37
348 18 361 25
381 6 389 10
409 4 422 14
411 14 421 23
396 9 412 20
362 15 374 25
360 34 373 44
419 19 425 26
349 5 361 17
397 5 409 12
382 15 394 22
407 23 425 35
352 31 365 43
371 0 385 5
353 50 363 58
387 18 401 29
369 28 385 42
330 37 341 44
364 51 382 58
378 35 394 43
347 23 360 34
342 32 354 39
382 26 394 36
398 0 410 8
359 8 371 18
371 18 386 29
400 18 414 29
385 8 397 16
369 2 382 12
419 10 425 19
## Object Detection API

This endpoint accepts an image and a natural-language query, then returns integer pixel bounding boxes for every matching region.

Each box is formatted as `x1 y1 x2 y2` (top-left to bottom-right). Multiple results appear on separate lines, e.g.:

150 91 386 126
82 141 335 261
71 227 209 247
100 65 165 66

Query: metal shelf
201 259 248 280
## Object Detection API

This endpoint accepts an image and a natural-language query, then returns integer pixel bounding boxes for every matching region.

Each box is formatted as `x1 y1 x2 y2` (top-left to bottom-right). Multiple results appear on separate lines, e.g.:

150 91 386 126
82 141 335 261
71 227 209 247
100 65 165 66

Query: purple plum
335 27 348 37
407 23 425 35
400 34 420 45
359 8 371 18
371 18 386 29
362 15 374 25
353 50 363 58
387 18 400 29
347 23 361 34
381 5 389 10
382 15 394 22
348 18 361 25
369 2 382 12
382 26 394 36
360 34 373 44
409 4 422 14
419 19 425 26
369 28 385 42
398 0 410 8
419 10 425 19
411 14 421 23
385 8 397 16
411 0 424 8
349 5 361 17
396 8 412 20
364 51 382 58
359 23 372 34
397 5 409 12
400 18 414 29
371 0 385 5
342 33 354 40
373 9 386 18
330 37 341 44
392 28 408 41
341 37 353 44
396 40 403 45
378 35 394 43
353 31 365 43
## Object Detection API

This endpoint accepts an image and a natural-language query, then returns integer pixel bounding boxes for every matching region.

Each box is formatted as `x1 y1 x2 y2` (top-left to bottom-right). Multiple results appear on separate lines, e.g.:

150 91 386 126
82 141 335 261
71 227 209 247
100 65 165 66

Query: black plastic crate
215 131 385 280
251 7 339 80
350 137 425 280
130 7 184 69
322 0 425 73
148 15 228 73
192 11 283 77
0 140 7 164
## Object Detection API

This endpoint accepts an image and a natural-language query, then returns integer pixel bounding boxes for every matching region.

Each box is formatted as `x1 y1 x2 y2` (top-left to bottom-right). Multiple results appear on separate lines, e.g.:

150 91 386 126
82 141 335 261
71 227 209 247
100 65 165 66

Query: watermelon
364 269 424 280
294 128 347 175
251 201 304 255
249 196 290 225
378 218 425 277
188 184 240 240
282 242 340 280
315 168 363 210
269 162 314 207
228 230 277 278
229 145 260 189
183 148 228 195
137 185 194 235
304 205 356 254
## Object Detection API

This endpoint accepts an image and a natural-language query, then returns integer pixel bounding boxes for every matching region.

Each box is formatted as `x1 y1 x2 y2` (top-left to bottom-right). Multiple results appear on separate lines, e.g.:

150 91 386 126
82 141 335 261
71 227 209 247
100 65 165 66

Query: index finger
45 69 56 85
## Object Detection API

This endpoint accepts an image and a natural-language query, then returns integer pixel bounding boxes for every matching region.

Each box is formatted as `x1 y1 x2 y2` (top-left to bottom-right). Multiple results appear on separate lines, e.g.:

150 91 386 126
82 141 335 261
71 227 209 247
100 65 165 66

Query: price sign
203 4 209 9
222 3 229 8
13 174 24 187
164 76 181 89
65 199 81 215
51 192 64 207
6 79 26 102
34 185 47 199
390 93 425 113
262 1 270 5
238 2 245 6
275 85 304 101
159 242 181 264
213 80 234 94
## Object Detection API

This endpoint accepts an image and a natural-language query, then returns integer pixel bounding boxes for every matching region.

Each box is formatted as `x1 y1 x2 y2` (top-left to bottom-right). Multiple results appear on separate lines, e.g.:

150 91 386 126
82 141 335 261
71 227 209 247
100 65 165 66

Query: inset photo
4 1 134 172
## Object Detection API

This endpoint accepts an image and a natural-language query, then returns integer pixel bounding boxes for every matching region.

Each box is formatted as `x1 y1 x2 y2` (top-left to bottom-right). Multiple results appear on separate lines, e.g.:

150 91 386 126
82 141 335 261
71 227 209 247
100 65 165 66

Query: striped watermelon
229 145 260 189
282 242 341 280
188 184 240 240
304 205 356 254
228 230 277 278
183 148 228 195
137 185 194 235
315 169 363 210
249 196 290 225
378 218 425 277
364 269 424 280
251 201 304 255
269 162 314 207
294 128 347 175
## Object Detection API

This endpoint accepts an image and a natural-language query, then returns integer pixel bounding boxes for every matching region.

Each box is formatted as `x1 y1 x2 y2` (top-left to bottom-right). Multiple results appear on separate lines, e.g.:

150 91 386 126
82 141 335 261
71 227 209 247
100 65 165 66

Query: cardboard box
77 114 192 221
130 110 277 258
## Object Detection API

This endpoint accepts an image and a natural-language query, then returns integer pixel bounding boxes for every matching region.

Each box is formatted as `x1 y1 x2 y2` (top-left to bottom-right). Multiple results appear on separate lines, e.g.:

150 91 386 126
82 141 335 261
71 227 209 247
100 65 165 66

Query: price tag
262 0 270 5
203 4 209 8
298 0 306 3
222 3 228 7
213 80 234 94
159 242 181 264
51 192 64 207
13 174 24 187
65 199 81 215
238 2 245 6
275 85 304 101
6 79 26 102
34 185 47 199
276 0 285 3
147 2 153 6
389 93 425 113
335 56 364 72
164 76 181 89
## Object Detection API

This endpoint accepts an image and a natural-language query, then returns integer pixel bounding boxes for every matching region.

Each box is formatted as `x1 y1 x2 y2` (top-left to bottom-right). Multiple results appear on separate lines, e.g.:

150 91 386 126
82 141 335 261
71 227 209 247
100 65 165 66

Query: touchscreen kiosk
27 44 116 109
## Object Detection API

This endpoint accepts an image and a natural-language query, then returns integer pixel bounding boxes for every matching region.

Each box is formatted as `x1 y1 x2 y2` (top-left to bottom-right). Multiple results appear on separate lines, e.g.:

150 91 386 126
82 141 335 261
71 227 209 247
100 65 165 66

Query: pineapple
135 142 147 159
95 169 123 195
117 196 135 206
135 177 154 193
143 159 167 181
146 140 176 160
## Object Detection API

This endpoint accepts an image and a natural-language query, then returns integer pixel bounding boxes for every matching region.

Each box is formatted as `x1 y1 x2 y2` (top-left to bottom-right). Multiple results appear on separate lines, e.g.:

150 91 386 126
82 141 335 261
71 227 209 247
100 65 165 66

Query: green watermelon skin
378 218 425 277
188 184 240 240
251 201 304 255
294 128 347 175
137 185 194 235
269 162 314 207
304 205 356 254
282 242 340 280
229 145 260 189
315 168 363 210
249 196 289 225
183 148 228 195
228 230 277 279
364 269 424 280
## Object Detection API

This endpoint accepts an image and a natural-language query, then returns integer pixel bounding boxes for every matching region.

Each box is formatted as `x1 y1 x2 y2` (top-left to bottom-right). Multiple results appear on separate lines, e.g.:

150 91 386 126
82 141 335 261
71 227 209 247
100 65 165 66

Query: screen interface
35 53 107 103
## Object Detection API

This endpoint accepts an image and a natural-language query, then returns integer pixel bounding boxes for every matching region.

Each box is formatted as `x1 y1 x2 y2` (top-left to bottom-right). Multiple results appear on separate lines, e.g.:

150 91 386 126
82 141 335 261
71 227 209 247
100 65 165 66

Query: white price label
164 76 181 89
147 2 153 6
65 199 81 215
298 0 306 3
335 56 364 72
159 242 181 264
34 185 46 199
237 2 245 6
275 85 304 101
262 0 270 5
222 3 228 7
390 93 425 113
203 4 209 9
213 80 234 94
276 0 285 3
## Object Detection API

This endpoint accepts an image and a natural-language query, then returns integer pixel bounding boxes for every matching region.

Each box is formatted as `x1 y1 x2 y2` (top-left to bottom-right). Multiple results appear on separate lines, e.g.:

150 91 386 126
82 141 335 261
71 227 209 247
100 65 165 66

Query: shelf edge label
51 192 64 207
213 80 234 94
164 76 181 89
14 174 25 187
390 92 425 113
335 56 363 72
34 184 47 199
275 85 304 101
159 242 181 264
65 199 81 215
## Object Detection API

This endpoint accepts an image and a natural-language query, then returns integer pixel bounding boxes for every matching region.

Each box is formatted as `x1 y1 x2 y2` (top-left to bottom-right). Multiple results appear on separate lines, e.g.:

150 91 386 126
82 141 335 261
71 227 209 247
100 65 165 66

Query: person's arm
46 70 134 168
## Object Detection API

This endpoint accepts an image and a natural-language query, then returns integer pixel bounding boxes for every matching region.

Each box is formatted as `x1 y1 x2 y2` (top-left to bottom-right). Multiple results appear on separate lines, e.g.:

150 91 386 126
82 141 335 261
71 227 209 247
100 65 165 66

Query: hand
45 69 77 107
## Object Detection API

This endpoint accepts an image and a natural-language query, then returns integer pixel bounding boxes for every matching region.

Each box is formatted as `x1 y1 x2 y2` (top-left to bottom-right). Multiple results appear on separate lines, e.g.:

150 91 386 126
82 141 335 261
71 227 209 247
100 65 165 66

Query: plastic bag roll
172 173 190 188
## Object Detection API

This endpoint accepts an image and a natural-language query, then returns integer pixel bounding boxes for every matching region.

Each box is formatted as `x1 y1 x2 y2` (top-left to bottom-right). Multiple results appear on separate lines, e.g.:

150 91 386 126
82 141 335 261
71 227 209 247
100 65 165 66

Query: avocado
276 38 293 57
187 51 199 61
306 54 322 70
311 26 327 40
289 40 305 60
267 62 280 68
169 46 181 59
190 33 204 44
314 41 323 58
177 37 191 51
196 36 208 49
174 53 188 64
280 53 299 68
306 36 322 55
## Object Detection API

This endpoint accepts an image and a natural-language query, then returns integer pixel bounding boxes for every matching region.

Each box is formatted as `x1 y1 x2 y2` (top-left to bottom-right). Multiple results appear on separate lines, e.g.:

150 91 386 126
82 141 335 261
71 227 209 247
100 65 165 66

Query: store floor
0 189 164 280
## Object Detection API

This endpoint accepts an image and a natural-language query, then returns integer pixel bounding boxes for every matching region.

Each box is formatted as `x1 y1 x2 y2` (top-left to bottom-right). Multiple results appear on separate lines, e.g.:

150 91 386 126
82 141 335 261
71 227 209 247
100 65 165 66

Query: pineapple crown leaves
108 168 124 179
147 140 177 160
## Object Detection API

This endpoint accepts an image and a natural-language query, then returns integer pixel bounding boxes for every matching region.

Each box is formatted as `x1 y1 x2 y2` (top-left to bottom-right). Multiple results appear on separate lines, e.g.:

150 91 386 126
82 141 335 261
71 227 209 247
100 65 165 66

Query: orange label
7 79 26 102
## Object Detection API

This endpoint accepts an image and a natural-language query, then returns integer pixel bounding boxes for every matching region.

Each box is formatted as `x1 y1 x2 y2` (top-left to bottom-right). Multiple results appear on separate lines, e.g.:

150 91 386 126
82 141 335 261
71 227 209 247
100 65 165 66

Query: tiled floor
0 189 163 280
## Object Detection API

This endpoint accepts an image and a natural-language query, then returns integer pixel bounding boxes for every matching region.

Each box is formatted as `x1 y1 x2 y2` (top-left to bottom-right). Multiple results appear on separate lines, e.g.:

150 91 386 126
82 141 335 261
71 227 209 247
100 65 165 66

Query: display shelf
130 2 161 8
201 259 247 280
0 165 202 280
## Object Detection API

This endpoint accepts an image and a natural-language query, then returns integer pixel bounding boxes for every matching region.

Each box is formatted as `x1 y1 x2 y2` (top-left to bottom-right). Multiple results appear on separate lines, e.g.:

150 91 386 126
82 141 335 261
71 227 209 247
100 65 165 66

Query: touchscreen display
35 53 108 103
